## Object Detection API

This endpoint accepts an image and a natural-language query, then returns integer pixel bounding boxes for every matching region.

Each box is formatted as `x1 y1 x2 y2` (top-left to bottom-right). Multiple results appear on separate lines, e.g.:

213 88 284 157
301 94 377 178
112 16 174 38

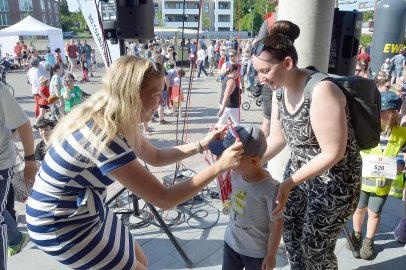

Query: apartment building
154 0 233 31
0 0 61 30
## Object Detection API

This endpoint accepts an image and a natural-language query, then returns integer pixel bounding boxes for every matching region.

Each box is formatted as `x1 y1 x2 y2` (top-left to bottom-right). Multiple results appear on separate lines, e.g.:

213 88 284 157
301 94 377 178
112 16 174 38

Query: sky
67 0 370 12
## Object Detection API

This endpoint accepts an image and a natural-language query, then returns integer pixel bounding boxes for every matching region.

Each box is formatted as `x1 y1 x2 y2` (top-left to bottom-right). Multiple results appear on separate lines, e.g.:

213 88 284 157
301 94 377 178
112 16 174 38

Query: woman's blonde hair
382 110 399 135
49 56 164 155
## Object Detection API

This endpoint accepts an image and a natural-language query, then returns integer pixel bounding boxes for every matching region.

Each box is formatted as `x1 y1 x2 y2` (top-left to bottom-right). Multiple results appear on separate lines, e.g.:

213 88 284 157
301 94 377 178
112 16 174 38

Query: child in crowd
35 75 50 127
80 51 90 83
209 124 283 270
49 64 64 120
347 91 406 260
171 69 186 117
34 119 55 161
91 49 97 72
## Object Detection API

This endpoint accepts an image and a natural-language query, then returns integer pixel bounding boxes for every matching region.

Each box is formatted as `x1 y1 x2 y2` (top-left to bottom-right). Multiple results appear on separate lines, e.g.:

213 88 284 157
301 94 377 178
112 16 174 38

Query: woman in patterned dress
252 20 362 270
26 56 243 270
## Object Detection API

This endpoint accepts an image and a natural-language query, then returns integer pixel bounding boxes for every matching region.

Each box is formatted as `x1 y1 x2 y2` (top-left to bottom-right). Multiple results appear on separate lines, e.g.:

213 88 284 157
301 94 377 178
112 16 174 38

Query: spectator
80 51 90 83
60 73 82 113
396 69 406 100
80 39 93 77
171 69 186 117
66 39 79 77
54 48 63 66
27 58 41 118
208 40 216 76
218 49 245 91
375 75 392 93
49 64 65 119
14 42 22 67
35 75 50 126
144 43 154 59
391 50 406 85
195 44 208 79
357 46 371 62
381 58 391 78
34 119 55 161
355 58 371 78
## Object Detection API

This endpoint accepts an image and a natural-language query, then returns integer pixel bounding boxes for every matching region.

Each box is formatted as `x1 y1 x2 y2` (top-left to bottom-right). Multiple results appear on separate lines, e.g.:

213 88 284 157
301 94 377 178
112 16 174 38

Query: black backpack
277 69 381 150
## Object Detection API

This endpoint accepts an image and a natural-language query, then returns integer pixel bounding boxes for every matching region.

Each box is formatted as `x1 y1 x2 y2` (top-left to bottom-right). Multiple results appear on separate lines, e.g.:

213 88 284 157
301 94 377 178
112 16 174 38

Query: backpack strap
303 72 330 102
276 88 283 101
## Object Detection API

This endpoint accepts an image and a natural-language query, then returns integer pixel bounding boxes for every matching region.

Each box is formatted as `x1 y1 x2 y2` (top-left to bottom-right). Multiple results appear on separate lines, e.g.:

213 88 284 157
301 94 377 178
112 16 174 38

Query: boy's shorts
357 190 388 214
222 242 263 270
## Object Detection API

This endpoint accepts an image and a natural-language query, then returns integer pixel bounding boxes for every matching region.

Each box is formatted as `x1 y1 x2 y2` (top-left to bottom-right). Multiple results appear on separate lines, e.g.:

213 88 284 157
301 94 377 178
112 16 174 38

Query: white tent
0 16 65 59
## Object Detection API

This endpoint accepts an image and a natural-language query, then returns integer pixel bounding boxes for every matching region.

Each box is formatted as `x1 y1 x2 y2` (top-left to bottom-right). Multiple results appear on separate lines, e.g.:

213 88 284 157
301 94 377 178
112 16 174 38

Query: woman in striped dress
26 56 243 270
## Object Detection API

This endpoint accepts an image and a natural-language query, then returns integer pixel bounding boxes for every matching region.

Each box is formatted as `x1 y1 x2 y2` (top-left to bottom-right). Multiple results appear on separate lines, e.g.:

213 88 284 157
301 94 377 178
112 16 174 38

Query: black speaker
328 9 363 76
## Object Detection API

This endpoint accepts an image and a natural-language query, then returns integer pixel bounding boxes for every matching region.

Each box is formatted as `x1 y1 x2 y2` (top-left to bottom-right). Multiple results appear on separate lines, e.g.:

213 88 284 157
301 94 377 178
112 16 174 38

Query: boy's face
39 126 52 140
234 155 258 173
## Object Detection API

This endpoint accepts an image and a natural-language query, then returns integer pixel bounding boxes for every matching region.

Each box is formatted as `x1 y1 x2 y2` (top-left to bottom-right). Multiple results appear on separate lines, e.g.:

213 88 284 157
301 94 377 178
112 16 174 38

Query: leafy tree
233 0 275 32
202 13 211 31
363 11 374 22
61 11 89 33
60 0 70 16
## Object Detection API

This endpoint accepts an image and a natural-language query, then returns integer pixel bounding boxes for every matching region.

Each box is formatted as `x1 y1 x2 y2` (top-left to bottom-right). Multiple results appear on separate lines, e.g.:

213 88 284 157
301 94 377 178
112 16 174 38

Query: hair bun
270 20 300 42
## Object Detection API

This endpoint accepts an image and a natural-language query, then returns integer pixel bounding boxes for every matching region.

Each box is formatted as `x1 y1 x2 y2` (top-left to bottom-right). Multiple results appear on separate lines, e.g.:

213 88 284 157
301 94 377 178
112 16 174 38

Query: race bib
362 154 397 180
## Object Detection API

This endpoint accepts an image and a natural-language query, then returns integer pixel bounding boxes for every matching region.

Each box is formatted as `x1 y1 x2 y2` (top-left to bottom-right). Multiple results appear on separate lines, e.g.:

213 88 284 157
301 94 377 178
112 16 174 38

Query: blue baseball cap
380 91 402 111
208 124 267 157
396 156 405 166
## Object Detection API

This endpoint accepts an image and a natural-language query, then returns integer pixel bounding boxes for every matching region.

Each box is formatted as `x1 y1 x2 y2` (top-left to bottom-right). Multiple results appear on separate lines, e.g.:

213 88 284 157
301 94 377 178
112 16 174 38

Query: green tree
60 0 70 16
233 0 275 32
202 13 211 31
363 11 373 22
157 12 165 26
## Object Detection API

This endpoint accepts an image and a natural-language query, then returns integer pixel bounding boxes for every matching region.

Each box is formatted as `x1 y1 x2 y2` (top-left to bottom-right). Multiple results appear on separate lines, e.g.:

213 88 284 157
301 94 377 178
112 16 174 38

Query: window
40 0 45 12
54 1 58 12
204 3 209 13
218 3 229 9
42 13 46 23
19 0 33 11
218 27 230 31
175 3 184 9
0 13 10 25
164 3 168 9
48 0 51 11
49 14 53 25
55 14 59 26
218 15 230 22
0 0 9 12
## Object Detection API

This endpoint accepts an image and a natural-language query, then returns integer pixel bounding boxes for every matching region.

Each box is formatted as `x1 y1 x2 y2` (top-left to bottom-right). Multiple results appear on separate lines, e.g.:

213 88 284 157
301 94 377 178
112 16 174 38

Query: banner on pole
78 0 121 67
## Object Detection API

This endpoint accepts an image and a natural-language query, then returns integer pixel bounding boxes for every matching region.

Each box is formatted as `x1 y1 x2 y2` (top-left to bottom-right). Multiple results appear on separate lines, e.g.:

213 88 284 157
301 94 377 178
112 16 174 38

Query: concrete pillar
278 0 335 72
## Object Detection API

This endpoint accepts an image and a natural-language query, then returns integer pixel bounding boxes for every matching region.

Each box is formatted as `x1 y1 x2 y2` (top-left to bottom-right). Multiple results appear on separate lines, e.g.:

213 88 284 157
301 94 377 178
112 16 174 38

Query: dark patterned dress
277 88 362 270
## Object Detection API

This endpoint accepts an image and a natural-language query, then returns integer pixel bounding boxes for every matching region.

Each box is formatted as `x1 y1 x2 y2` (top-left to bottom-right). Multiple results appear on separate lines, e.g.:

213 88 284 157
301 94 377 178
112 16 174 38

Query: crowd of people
1 18 406 270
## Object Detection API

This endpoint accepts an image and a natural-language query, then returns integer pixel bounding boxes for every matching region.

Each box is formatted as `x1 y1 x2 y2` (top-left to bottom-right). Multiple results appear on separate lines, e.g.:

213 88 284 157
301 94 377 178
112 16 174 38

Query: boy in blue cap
209 124 283 270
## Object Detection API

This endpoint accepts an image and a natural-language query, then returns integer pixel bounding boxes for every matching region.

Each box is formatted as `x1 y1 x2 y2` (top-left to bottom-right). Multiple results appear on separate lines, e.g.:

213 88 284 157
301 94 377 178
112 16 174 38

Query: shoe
394 218 406 243
345 231 362 251
90 72 94 77
159 119 170 125
8 232 30 257
150 118 158 123
360 237 374 260
204 76 207 80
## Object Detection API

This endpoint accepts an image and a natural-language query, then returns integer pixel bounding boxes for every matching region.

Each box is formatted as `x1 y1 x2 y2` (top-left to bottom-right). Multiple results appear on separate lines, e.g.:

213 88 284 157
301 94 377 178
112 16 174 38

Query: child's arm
262 218 283 270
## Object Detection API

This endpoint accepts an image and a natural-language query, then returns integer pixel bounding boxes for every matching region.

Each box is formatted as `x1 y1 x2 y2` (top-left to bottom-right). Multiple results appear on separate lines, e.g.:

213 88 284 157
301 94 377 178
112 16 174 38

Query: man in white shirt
27 58 41 118
208 40 216 76
195 44 209 79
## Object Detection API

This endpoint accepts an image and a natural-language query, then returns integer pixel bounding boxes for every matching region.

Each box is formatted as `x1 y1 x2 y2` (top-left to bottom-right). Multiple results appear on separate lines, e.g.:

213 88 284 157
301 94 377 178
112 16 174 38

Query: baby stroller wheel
256 98 263 107
242 102 250 111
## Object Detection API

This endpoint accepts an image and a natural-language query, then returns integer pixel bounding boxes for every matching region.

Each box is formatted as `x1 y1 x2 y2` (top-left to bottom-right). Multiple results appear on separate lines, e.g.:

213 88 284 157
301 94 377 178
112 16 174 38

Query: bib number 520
374 165 385 170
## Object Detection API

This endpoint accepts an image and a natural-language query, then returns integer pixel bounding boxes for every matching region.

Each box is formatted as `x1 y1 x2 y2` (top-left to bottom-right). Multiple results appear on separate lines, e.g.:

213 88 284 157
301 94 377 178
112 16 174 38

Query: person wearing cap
347 91 406 260
35 75 51 127
209 124 283 270
38 61 52 79
392 155 406 244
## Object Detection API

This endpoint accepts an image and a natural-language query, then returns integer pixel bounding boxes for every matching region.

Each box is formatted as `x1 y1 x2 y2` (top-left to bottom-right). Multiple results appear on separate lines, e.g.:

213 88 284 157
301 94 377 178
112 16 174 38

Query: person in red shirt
67 39 79 77
14 42 22 67
36 76 50 127
357 46 371 62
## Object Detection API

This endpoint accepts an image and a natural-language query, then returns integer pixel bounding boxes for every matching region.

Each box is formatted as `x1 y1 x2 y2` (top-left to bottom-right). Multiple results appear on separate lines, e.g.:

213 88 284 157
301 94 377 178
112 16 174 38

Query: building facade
0 0 61 30
154 0 233 31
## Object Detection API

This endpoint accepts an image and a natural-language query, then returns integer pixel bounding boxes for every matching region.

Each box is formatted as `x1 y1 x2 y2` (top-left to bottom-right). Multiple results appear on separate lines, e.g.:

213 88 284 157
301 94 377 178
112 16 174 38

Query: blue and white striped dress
26 123 138 269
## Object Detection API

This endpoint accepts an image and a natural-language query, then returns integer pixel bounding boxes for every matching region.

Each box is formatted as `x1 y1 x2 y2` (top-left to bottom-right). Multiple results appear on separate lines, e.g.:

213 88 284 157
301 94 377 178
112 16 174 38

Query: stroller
242 82 263 110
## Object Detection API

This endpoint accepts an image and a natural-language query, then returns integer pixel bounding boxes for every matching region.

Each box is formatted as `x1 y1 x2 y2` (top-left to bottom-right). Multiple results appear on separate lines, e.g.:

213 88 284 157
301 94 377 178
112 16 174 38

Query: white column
278 0 335 72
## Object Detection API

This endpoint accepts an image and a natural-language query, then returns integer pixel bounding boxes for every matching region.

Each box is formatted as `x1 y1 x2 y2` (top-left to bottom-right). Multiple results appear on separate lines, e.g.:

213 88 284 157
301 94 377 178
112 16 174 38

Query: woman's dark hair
54 48 60 53
50 63 61 78
260 20 300 64
225 64 239 76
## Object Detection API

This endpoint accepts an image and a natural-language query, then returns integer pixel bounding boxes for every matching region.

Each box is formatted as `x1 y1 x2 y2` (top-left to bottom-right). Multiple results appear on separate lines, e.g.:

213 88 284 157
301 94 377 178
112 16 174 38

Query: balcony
163 8 199 15
165 21 199 28
215 21 232 28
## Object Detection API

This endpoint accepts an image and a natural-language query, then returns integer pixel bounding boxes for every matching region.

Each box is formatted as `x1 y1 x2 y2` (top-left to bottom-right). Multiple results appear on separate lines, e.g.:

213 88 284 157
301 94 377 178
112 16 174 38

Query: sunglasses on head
251 42 274 57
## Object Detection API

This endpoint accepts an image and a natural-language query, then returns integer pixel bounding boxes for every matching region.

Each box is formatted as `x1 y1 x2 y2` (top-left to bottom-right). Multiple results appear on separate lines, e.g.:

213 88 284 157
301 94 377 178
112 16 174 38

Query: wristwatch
24 154 35 161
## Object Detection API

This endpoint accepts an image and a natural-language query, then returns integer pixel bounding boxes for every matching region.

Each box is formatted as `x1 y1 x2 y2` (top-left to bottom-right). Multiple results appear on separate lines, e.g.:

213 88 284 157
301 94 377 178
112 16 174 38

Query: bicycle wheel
242 102 250 111
256 97 263 107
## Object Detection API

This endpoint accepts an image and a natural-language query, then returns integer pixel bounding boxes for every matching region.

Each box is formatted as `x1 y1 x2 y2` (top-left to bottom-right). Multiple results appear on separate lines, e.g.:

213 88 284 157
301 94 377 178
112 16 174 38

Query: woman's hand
216 141 244 172
199 125 228 150
217 107 225 117
272 178 295 216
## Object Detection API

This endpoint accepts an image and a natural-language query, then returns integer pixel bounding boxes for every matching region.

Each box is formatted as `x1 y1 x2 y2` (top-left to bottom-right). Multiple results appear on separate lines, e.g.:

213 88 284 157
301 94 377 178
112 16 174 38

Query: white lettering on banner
78 0 120 67
362 154 397 180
